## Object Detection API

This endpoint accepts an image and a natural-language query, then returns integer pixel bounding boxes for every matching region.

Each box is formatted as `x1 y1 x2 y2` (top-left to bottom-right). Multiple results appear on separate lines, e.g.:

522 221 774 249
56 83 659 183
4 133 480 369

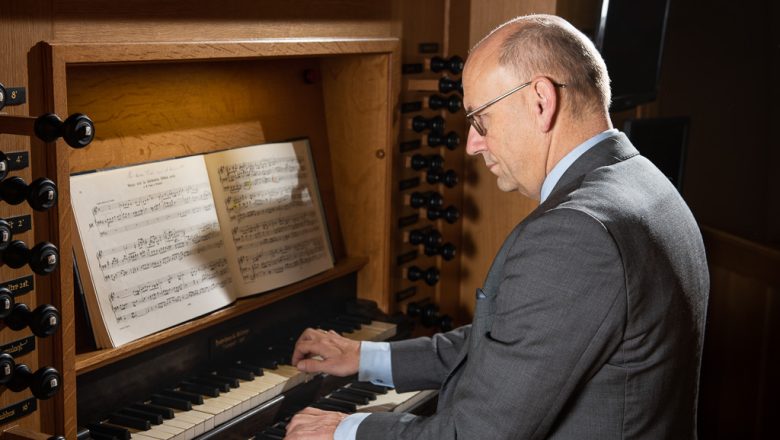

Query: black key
218 367 254 381
318 397 356 413
179 381 220 397
337 387 376 400
86 423 130 440
257 432 284 440
117 408 162 425
159 389 204 405
349 381 389 394
190 376 230 392
234 360 264 375
150 393 192 411
310 401 348 413
251 358 279 370
108 413 151 431
318 322 353 333
266 426 287 437
205 373 240 388
334 315 363 329
343 313 372 325
130 403 174 419
87 432 119 440
274 421 289 429
330 389 370 405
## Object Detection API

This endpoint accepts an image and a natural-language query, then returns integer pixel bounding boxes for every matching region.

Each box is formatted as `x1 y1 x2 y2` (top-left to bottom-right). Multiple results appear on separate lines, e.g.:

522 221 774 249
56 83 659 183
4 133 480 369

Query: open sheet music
71 140 334 348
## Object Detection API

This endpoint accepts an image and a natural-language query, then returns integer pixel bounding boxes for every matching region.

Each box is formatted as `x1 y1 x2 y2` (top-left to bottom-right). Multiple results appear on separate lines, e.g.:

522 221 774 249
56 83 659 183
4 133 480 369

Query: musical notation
110 259 231 323
91 183 214 237
237 236 327 282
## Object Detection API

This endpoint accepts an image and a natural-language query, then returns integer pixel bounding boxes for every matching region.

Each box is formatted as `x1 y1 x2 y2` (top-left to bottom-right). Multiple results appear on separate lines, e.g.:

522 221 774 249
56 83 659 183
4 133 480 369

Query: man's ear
532 77 558 133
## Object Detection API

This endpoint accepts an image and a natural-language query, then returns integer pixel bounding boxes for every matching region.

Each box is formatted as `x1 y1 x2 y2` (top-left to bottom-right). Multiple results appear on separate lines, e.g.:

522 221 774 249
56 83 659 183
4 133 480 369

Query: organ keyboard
76 281 435 440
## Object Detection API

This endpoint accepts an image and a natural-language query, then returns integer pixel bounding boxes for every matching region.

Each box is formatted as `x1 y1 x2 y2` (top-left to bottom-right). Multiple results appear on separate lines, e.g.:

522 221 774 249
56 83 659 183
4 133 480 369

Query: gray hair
475 14 611 116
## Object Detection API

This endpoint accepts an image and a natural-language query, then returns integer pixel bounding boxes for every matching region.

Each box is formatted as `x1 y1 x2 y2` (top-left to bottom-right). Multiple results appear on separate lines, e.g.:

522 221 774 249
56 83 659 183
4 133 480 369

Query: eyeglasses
465 80 567 136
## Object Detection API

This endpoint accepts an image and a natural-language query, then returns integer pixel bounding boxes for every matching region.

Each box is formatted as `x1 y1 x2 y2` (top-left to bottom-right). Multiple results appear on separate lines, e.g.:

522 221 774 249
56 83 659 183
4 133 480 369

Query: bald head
472 14 611 117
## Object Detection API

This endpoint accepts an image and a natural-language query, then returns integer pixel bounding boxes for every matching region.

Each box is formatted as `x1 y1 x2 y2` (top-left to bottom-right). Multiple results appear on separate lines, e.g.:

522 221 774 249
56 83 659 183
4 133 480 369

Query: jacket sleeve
388 325 471 392
357 208 627 440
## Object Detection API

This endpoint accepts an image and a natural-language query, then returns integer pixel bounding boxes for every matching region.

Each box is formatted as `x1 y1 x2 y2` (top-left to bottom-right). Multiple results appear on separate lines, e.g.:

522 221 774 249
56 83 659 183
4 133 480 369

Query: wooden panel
49 0 394 43
321 52 397 310
699 228 780 439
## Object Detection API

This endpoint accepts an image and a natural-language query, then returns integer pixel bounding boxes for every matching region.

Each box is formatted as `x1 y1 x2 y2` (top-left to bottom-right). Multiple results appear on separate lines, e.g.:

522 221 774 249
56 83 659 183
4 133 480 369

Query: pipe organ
0 0 571 438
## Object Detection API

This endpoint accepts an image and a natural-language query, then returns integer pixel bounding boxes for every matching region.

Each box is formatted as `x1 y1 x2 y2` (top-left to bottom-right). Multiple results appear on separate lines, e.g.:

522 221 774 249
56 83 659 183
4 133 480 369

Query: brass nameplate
210 328 252 358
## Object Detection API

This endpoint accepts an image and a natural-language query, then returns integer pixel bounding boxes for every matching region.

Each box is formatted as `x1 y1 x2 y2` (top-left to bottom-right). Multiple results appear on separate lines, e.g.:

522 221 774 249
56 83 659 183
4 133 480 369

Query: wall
658 0 776 244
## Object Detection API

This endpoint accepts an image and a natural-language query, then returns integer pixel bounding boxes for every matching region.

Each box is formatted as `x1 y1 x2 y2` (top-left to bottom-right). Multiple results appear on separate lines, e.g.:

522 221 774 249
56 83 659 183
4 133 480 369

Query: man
285 14 709 439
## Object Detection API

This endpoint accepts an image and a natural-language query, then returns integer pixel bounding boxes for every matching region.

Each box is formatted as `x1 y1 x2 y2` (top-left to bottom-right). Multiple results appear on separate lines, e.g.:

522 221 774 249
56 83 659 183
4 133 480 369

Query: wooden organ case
0 38 408 439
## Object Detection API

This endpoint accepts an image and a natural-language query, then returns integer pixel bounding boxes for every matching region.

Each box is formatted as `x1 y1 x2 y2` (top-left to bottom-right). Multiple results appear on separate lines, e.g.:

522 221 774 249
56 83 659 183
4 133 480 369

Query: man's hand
291 328 361 376
283 407 348 440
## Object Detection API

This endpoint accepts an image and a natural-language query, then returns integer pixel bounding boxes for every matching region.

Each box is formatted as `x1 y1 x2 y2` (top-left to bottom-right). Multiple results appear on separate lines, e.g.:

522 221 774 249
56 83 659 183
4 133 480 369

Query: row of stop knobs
0 353 60 400
407 301 453 332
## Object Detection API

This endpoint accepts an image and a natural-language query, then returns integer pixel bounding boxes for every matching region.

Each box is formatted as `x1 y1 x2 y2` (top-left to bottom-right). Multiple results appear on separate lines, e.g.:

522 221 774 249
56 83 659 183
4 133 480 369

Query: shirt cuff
334 412 371 440
358 341 394 387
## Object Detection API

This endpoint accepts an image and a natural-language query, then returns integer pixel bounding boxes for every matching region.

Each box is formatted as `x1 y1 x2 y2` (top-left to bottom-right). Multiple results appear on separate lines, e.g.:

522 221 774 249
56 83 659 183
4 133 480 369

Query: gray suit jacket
357 133 709 439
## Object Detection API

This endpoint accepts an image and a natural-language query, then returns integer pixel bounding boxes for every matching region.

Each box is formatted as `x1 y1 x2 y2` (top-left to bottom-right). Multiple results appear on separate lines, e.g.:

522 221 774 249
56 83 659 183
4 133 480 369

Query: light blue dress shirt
334 128 618 440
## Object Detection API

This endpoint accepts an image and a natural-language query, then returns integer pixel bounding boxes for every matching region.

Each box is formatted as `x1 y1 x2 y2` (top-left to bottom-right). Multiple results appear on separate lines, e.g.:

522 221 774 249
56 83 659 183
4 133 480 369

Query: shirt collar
539 129 618 203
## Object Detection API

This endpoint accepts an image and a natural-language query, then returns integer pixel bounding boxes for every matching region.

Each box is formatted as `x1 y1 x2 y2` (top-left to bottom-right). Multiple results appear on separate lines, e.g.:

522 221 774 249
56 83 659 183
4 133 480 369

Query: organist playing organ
286 15 708 440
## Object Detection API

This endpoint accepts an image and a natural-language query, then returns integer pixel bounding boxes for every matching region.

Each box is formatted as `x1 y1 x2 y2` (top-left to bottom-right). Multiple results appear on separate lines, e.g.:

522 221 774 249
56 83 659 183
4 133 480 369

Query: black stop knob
2 240 30 269
407 265 424 282
0 219 13 252
407 265 439 285
406 301 423 317
421 303 440 327
0 352 15 385
424 191 443 209
0 176 29 205
7 364 61 400
408 228 427 245
430 55 464 74
409 191 427 209
412 115 445 133
428 94 462 113
62 113 95 148
0 152 9 182
27 177 58 211
1 240 59 275
438 77 463 95
6 303 61 338
438 314 454 331
0 177 58 211
444 131 460 150
29 241 59 275
424 267 440 286
427 167 457 187
0 287 15 320
443 205 460 224
410 154 429 170
442 169 458 188
441 243 457 261
33 113 94 149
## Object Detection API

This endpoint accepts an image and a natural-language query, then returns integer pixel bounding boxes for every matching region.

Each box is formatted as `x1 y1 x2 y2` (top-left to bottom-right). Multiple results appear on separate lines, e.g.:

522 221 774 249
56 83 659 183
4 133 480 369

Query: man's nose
465 125 486 156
